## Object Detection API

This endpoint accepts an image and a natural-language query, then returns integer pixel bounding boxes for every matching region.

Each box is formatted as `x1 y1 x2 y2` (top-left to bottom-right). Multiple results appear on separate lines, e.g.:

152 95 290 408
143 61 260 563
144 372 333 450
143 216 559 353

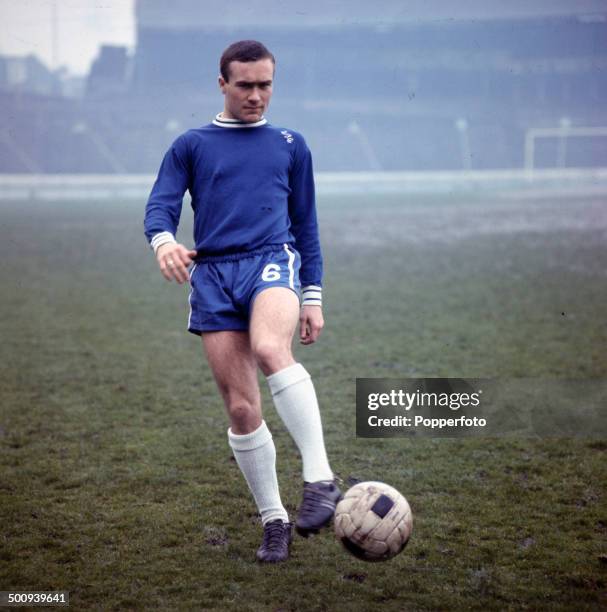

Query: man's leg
249 288 341 536
202 330 291 561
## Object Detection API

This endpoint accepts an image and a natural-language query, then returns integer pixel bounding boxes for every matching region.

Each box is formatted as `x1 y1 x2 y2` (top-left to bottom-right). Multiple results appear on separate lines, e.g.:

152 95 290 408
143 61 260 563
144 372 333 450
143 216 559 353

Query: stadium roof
135 0 607 30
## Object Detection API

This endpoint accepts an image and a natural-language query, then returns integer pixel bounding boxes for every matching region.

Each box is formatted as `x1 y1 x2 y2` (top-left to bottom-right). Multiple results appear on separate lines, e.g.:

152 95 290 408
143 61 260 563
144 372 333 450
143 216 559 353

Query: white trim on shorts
283 243 295 290
187 263 198 331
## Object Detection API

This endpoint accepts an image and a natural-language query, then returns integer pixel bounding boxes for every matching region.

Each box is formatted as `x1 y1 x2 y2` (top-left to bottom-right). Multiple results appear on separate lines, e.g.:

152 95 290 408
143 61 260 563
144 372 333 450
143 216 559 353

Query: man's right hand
156 243 197 284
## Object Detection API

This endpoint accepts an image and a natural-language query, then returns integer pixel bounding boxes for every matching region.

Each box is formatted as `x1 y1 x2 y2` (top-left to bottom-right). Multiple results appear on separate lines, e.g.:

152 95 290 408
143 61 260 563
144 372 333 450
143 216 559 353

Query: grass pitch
1 191 606 610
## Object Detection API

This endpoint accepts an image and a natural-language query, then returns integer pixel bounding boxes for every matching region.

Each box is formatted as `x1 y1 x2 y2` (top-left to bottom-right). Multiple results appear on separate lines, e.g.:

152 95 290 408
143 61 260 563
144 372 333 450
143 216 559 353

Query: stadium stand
0 3 605 173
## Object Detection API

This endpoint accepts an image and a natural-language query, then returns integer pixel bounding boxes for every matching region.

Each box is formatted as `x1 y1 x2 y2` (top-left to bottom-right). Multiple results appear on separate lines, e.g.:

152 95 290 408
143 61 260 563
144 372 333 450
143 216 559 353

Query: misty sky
0 0 605 77
0 0 135 75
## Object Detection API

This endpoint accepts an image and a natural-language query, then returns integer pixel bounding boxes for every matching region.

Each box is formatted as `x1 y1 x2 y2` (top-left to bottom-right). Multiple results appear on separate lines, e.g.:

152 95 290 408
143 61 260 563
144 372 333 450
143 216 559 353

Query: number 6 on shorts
262 263 281 282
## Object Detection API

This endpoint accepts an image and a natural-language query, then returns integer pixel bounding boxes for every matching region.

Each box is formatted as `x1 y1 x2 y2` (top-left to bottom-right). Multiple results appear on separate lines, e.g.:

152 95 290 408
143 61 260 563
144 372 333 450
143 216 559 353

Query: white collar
212 112 267 128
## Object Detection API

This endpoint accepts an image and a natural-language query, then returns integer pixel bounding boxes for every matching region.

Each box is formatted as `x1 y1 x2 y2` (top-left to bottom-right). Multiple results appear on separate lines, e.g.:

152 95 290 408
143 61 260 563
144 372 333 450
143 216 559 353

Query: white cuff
150 231 177 254
227 420 272 451
267 363 310 396
302 285 322 306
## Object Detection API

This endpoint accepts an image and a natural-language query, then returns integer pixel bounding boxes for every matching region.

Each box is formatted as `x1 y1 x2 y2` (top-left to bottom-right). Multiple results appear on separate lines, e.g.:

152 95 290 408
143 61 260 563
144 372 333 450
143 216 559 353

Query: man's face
219 58 274 123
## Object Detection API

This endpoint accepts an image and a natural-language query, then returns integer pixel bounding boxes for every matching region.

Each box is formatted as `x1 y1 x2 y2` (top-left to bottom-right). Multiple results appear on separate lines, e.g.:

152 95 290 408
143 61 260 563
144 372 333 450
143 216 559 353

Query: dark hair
220 40 275 82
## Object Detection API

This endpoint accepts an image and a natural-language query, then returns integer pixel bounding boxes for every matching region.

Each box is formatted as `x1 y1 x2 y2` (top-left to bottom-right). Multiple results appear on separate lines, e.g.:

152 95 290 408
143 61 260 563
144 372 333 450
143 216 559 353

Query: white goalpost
524 124 607 174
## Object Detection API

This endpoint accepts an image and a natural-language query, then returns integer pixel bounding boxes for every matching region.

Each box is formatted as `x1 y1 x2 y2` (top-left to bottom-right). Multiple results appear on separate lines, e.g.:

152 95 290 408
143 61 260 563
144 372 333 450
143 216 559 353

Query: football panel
334 496 358 518
364 536 389 557
366 496 410 541
334 513 346 538
340 537 391 562
358 508 382 537
369 516 400 543
337 513 358 539
371 493 395 518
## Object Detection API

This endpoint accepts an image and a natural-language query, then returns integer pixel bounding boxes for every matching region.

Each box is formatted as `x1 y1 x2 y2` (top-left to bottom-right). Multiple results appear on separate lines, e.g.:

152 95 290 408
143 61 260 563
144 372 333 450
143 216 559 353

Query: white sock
227 420 289 525
267 363 333 483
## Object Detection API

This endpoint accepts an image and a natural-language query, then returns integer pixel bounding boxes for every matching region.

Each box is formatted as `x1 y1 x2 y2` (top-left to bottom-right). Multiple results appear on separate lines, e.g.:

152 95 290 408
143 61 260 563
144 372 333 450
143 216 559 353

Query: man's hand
299 305 324 345
156 243 197 284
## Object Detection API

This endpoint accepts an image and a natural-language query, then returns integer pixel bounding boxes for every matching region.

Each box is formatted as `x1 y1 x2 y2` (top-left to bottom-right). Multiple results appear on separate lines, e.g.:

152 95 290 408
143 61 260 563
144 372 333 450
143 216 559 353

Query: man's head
219 40 275 123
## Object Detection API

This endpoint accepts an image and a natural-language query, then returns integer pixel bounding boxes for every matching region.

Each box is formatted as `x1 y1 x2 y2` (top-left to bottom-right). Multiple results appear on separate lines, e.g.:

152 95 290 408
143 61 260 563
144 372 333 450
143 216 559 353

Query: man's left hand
299 305 324 345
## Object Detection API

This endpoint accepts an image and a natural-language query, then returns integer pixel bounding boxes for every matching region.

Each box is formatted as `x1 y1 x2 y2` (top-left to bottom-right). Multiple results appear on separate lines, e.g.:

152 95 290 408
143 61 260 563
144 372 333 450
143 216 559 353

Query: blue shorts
187 243 301 334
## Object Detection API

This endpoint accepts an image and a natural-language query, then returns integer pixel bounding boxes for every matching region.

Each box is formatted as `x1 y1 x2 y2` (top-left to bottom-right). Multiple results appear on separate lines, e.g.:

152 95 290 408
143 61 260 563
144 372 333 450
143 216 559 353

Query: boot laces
263 521 287 551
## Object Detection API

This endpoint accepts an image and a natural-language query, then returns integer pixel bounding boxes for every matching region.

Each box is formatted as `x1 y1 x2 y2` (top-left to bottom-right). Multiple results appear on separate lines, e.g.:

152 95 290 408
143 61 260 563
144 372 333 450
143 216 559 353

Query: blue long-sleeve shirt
144 115 322 288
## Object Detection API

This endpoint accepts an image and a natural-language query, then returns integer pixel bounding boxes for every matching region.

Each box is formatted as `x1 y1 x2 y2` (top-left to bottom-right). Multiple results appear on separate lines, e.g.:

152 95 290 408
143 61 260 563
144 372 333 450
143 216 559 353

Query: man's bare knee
252 339 294 376
227 400 261 434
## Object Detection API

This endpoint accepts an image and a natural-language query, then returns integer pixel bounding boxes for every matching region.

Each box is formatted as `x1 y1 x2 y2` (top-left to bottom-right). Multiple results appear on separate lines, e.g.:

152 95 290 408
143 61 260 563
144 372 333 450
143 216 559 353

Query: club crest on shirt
281 130 294 144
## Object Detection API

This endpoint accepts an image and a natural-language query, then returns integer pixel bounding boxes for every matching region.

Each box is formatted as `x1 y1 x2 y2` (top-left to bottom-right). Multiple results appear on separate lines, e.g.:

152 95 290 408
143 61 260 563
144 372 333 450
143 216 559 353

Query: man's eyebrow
235 79 273 86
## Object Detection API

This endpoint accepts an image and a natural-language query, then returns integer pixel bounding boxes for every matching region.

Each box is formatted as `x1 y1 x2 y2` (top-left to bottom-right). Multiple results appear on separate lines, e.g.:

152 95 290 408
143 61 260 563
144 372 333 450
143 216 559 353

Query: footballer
144 40 341 562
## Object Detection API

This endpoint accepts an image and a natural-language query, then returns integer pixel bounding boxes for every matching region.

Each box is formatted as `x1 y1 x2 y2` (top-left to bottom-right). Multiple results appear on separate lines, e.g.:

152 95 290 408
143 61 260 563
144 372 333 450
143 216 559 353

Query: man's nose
248 87 261 102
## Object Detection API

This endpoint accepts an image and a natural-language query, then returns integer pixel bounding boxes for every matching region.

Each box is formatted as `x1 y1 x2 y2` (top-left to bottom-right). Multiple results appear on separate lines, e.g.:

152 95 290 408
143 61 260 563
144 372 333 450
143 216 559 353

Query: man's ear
218 75 226 94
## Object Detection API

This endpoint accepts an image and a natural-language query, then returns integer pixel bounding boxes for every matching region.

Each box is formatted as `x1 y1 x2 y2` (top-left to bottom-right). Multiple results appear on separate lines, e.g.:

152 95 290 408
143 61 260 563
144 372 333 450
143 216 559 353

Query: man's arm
288 135 324 344
144 135 196 284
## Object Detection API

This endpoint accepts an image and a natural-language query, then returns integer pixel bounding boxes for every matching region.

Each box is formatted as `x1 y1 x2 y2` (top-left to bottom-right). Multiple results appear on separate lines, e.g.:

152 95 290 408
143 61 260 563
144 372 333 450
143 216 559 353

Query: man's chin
242 109 263 122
